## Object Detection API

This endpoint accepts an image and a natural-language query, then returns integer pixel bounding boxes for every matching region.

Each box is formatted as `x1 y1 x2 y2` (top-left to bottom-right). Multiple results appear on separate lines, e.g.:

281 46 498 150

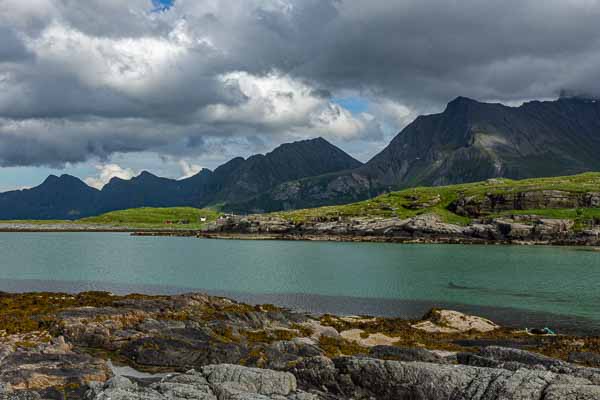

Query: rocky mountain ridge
0 138 361 219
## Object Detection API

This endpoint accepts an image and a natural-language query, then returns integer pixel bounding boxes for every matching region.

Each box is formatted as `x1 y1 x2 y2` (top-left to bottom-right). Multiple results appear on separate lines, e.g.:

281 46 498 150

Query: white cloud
84 163 136 189
28 23 191 97
204 71 380 140
374 99 414 129
178 160 202 179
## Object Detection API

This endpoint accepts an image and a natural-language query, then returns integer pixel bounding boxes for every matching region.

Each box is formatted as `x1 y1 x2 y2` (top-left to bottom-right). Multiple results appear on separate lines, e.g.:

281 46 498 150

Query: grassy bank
79 207 220 229
0 207 221 230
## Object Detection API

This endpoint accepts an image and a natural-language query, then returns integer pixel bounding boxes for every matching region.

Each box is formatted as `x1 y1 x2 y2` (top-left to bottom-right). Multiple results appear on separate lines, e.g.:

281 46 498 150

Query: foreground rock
85 365 308 400
292 356 600 399
412 309 499 333
0 334 109 396
199 213 600 246
3 292 600 399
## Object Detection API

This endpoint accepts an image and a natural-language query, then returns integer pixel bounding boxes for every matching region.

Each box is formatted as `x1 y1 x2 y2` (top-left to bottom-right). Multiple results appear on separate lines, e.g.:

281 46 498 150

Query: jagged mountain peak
371 96 600 186
447 96 479 106
40 174 92 190
134 171 162 181
137 170 156 178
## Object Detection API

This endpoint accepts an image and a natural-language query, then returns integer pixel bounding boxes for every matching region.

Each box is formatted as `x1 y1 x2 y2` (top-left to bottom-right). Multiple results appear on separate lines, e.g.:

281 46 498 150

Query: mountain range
230 95 600 212
0 138 361 219
1 96 599 219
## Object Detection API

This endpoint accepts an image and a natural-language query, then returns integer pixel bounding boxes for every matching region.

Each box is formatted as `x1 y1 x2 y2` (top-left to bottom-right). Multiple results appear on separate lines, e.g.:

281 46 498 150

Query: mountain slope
228 96 600 212
0 138 361 219
97 172 193 213
363 96 600 187
202 137 362 204
0 175 100 219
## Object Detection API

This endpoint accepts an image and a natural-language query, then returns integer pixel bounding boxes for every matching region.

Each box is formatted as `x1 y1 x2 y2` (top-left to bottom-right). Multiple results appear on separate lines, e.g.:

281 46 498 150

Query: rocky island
3 291 600 399
193 174 600 246
198 212 600 246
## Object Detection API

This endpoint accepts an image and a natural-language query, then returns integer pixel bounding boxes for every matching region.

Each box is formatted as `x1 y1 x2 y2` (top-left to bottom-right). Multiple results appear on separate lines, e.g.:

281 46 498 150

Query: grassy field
0 220 71 225
78 207 221 229
273 172 600 226
0 207 221 230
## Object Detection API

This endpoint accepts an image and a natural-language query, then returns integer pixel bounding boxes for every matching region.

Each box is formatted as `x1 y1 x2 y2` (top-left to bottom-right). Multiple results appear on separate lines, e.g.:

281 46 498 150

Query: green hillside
79 207 220 229
272 172 600 227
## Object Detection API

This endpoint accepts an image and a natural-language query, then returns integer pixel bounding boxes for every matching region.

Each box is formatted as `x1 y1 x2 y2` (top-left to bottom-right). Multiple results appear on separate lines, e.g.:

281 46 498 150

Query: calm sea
1 232 599 334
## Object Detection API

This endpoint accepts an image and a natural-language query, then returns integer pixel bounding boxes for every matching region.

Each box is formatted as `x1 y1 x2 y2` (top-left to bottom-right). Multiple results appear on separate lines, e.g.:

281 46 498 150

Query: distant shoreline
0 222 198 234
2 224 600 247
195 232 600 247
133 230 600 247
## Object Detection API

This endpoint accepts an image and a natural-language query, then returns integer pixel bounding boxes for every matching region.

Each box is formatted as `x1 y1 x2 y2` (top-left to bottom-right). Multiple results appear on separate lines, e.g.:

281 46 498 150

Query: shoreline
2 214 600 247
4 280 599 336
136 230 600 247
1 226 599 247
192 213 600 247
0 226 594 247
0 222 198 234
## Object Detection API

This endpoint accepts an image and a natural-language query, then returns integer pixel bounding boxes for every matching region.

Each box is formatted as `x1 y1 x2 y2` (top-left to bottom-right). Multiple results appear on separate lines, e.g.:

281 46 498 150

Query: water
1 232 599 333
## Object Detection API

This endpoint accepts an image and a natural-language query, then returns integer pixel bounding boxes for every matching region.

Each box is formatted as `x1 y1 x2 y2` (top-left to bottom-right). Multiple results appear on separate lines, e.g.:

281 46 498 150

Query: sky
1 0 600 191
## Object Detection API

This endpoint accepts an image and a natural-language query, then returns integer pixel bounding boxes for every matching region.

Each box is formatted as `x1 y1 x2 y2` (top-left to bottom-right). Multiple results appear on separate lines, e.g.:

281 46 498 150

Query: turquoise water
0 233 599 330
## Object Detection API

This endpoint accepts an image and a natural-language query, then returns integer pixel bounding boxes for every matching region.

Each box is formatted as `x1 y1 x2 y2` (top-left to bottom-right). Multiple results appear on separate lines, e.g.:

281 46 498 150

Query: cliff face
450 190 600 217
364 96 600 187
206 137 362 204
232 96 600 212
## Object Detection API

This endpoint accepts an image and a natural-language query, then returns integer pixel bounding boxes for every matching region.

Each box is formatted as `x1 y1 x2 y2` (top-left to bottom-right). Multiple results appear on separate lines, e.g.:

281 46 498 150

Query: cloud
1 0 600 167
203 71 382 140
84 163 136 189
0 26 31 62
178 159 202 179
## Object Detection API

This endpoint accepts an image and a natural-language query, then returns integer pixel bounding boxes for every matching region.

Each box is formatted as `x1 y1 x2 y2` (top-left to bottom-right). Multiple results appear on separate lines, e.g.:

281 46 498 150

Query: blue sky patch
332 96 369 115
151 0 174 12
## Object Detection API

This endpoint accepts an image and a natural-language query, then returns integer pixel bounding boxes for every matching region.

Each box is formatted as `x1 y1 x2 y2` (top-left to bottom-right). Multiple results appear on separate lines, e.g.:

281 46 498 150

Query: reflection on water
449 282 558 300
0 232 599 334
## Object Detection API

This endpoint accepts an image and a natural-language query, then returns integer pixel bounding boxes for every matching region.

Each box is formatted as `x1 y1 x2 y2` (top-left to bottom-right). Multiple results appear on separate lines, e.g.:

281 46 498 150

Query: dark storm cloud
0 27 30 62
1 0 600 167
293 0 600 104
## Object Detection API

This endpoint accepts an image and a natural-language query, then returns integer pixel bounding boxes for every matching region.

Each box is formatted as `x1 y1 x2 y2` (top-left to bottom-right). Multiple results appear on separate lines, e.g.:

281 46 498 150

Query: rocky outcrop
0 334 109 398
55 294 311 371
450 190 600 217
84 365 307 400
412 309 499 333
201 213 600 245
291 356 600 399
4 292 600 399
